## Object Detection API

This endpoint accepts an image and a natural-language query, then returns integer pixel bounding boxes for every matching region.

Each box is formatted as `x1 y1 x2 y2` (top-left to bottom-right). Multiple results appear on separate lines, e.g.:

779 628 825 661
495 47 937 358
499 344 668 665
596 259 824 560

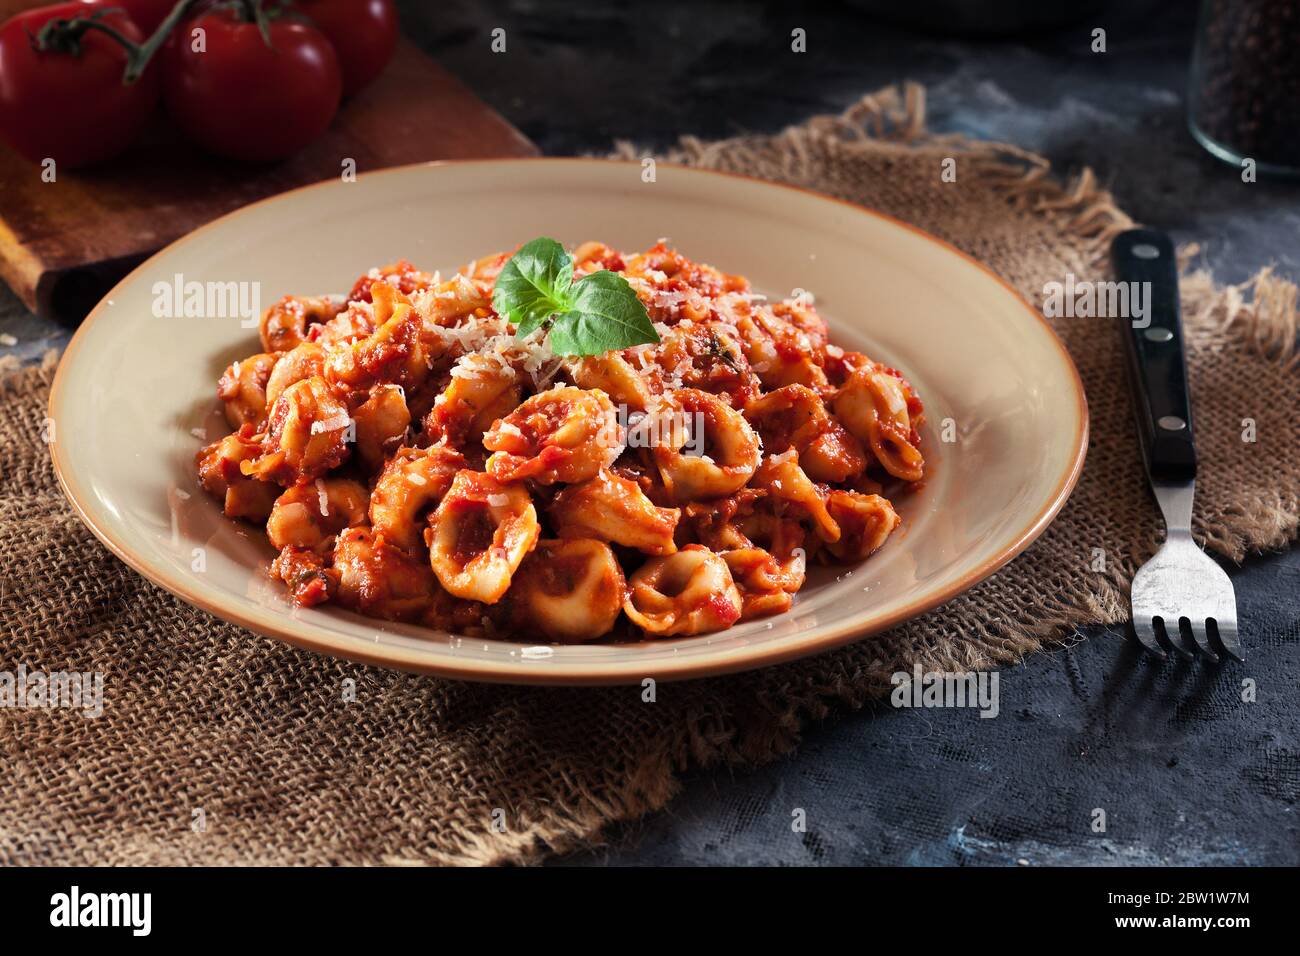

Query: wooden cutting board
0 1 537 321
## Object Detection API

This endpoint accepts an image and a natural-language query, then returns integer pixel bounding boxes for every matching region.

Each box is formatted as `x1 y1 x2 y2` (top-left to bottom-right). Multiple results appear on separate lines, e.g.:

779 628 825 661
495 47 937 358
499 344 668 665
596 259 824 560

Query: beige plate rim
47 157 1089 685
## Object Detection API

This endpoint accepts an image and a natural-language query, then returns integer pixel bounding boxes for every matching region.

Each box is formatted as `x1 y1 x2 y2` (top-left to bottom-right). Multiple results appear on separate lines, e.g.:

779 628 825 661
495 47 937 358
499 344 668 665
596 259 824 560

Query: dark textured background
2 0 1296 865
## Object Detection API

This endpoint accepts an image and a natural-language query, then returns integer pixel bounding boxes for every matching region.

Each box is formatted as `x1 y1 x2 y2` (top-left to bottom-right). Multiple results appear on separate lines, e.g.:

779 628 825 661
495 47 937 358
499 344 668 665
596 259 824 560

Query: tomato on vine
0 0 392 169
161 1 342 162
293 0 397 97
0 2 162 168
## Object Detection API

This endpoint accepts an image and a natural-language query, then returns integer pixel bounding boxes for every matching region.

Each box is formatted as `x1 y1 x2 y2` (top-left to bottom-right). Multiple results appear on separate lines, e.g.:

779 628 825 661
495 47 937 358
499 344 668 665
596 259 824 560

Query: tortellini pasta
265 342 325 408
260 294 343 353
650 389 761 500
833 365 925 482
370 445 464 550
323 283 428 392
218 352 277 430
823 490 901 562
196 432 278 522
624 546 744 636
240 376 351 486
549 469 680 555
352 383 412 471
197 241 925 642
333 526 438 622
427 470 540 604
266 478 368 551
510 539 626 642
483 385 622 485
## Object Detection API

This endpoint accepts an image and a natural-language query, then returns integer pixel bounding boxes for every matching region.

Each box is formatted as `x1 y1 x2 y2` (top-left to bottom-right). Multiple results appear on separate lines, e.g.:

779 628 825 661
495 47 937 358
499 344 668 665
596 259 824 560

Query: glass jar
1188 0 1300 176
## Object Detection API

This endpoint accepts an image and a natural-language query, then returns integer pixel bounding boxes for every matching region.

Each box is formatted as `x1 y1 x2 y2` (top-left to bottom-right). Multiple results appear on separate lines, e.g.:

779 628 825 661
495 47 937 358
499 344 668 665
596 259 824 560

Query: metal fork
1113 230 1241 663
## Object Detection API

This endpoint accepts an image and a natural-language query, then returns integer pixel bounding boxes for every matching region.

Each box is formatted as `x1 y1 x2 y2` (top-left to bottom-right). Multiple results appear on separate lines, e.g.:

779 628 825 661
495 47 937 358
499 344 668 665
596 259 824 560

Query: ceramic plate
48 159 1087 684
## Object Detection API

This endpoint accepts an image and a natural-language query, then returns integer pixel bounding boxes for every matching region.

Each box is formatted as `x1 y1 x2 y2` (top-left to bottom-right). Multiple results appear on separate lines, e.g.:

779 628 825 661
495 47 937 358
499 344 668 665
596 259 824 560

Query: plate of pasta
48 159 1086 683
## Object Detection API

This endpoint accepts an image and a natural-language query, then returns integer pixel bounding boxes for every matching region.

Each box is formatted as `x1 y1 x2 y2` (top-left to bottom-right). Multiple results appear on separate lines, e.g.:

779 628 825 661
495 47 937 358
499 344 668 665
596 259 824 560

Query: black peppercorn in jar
1189 0 1300 175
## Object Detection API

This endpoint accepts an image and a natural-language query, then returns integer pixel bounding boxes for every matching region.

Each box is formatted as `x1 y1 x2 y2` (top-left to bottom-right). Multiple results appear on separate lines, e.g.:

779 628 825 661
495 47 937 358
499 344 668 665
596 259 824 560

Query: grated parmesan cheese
311 413 351 435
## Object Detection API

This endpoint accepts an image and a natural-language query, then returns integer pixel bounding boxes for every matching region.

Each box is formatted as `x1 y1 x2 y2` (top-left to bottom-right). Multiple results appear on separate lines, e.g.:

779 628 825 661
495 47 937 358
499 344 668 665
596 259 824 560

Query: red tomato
294 0 397 97
161 8 341 162
0 2 160 168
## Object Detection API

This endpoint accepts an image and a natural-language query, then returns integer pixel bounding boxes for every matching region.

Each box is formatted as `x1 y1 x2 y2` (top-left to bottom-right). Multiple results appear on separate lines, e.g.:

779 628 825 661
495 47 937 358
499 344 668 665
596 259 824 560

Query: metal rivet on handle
1145 327 1173 343
1158 415 1187 431
1132 243 1160 259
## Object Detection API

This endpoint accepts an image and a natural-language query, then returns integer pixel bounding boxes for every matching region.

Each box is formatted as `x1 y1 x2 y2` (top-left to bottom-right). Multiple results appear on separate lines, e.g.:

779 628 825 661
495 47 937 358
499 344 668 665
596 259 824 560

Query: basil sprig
492 237 660 357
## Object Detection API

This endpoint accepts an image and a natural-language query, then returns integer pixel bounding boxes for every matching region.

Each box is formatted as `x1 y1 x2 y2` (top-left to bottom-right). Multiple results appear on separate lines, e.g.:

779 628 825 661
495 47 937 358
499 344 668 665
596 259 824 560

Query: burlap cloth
2 84 1298 865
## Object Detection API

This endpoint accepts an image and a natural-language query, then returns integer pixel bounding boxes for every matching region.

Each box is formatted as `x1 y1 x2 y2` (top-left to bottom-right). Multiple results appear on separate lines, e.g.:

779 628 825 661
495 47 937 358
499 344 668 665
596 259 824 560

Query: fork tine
1133 617 1166 659
1210 618 1244 663
1186 618 1219 663
1157 617 1195 660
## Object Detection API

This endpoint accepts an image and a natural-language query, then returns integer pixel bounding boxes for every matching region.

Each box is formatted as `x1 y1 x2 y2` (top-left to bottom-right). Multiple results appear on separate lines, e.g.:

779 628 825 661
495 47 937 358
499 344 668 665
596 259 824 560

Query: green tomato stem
123 0 206 83
30 1 206 86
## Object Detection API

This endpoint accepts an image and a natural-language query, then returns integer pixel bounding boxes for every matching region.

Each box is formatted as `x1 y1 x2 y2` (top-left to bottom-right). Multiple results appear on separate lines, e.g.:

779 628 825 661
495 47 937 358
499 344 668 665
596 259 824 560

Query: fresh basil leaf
547 270 659 357
495 239 659 356
492 237 574 336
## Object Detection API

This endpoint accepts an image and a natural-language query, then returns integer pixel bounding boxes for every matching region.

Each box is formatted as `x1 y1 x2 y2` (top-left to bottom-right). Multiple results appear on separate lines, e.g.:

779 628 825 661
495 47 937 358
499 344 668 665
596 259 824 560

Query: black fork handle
1112 229 1197 483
